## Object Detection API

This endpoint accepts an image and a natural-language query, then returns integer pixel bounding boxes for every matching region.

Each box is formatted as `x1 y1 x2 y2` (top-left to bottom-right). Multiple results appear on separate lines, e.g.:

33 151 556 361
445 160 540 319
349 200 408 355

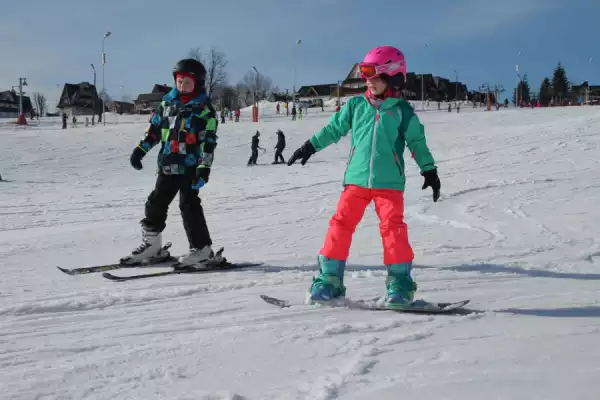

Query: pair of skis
57 243 263 281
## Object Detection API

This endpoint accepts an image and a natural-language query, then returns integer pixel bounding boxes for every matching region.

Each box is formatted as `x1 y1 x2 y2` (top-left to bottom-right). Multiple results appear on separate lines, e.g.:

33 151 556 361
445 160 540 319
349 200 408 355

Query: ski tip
439 299 470 309
260 294 291 308
57 266 75 275
102 272 126 281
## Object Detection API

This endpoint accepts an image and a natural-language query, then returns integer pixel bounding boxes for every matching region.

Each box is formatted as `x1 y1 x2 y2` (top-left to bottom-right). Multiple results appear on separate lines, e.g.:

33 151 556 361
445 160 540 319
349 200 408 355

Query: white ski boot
120 230 169 265
176 245 217 268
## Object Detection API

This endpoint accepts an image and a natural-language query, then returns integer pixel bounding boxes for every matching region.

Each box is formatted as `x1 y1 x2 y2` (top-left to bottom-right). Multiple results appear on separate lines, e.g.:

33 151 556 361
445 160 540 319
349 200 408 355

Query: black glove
422 169 441 202
287 140 316 166
192 167 210 189
130 146 145 170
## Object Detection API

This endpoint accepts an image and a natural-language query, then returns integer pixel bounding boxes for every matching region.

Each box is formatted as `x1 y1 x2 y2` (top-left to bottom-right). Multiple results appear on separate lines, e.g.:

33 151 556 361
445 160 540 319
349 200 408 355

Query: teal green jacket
309 95 436 191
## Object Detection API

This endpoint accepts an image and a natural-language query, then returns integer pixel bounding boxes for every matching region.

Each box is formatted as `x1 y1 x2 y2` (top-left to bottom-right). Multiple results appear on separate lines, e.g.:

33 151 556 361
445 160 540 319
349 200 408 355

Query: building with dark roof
134 84 172 113
0 90 32 118
56 82 102 116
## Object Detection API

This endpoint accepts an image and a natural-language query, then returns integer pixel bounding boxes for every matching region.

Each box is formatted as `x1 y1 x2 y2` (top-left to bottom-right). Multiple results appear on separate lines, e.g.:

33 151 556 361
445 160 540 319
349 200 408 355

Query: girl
287 46 441 308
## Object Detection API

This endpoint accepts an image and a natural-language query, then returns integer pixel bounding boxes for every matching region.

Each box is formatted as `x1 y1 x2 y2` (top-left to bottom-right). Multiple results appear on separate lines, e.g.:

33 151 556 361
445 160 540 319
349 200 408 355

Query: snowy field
1 104 600 399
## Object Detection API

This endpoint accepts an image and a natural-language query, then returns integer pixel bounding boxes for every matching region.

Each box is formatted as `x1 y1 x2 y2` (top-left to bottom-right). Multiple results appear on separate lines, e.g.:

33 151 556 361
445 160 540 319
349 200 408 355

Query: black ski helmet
173 58 207 86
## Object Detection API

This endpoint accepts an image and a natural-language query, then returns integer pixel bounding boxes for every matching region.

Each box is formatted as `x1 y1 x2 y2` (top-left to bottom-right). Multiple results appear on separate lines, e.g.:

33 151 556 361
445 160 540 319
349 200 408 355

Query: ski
260 295 475 315
57 243 176 275
102 247 256 281
102 260 263 281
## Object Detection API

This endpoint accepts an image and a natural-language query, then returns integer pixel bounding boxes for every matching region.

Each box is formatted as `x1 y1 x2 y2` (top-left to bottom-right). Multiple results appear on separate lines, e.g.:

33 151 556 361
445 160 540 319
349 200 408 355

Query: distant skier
247 131 264 166
61 112 67 129
291 105 297 121
273 129 286 164
287 46 441 309
123 58 219 268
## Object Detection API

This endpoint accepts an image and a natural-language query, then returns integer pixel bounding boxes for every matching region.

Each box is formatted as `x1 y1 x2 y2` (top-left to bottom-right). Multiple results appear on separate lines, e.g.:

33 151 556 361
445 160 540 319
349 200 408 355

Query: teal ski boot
308 255 346 301
385 262 417 309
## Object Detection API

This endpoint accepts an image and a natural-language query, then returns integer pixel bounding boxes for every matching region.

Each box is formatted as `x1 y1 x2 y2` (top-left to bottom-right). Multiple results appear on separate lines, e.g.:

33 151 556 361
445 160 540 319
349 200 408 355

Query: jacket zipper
343 146 355 184
393 151 403 176
368 111 379 188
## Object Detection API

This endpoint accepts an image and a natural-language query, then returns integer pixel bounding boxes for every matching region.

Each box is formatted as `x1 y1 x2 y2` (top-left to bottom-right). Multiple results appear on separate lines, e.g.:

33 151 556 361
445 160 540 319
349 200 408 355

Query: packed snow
1 104 600 400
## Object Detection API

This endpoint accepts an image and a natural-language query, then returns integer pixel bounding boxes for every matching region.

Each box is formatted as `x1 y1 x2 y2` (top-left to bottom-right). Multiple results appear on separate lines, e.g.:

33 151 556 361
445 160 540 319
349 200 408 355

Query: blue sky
1 0 598 108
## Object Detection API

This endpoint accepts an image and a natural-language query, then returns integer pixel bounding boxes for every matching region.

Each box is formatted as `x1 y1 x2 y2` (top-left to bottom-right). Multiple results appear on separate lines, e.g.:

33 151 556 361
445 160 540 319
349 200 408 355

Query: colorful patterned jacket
137 89 218 177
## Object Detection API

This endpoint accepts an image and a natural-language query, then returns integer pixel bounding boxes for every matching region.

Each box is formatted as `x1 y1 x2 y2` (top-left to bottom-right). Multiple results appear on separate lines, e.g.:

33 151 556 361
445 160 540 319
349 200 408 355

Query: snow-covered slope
1 106 600 399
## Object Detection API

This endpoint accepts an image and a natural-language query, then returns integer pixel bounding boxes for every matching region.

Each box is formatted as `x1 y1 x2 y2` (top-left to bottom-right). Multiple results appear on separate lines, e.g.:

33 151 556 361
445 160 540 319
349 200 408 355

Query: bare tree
235 82 253 107
33 92 47 117
219 86 240 110
205 47 228 97
188 47 204 63
242 69 273 103
186 46 228 97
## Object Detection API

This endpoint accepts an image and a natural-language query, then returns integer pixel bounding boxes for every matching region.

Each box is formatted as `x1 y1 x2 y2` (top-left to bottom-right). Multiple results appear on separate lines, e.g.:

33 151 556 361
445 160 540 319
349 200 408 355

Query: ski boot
385 262 417 309
175 245 216 269
308 255 346 302
120 230 170 265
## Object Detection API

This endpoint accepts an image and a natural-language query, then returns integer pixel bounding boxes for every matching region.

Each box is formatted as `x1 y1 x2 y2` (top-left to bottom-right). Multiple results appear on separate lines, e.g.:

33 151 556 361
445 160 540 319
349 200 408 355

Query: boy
122 58 219 267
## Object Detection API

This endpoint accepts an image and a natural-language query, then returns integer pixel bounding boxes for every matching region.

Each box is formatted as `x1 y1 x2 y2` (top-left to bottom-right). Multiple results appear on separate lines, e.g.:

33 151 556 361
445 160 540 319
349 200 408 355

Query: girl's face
176 76 195 93
366 76 387 96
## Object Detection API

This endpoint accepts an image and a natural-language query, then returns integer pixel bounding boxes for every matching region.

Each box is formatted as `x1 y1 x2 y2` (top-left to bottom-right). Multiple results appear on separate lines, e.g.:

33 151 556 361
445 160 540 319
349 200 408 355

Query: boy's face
366 76 387 96
176 76 195 93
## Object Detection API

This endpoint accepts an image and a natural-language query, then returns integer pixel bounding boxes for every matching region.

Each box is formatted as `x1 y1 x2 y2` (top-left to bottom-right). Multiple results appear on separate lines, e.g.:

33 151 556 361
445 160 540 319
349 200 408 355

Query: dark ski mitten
422 169 441 202
130 146 146 170
287 140 316 166
192 167 210 189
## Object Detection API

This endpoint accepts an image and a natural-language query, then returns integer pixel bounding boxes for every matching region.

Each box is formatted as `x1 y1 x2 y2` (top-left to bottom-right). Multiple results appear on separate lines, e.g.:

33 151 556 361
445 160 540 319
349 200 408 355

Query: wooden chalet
134 84 172 113
0 90 33 118
267 92 291 103
335 63 468 102
571 82 600 104
56 82 102 116
110 101 135 114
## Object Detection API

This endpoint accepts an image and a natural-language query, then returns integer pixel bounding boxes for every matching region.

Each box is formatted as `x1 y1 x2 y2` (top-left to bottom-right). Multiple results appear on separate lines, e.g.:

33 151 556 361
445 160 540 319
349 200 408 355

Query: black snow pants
141 173 212 249
274 148 285 163
248 149 258 165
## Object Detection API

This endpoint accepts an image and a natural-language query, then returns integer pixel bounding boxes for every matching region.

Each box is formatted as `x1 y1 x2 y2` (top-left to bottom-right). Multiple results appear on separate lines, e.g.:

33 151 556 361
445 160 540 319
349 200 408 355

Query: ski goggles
358 61 405 79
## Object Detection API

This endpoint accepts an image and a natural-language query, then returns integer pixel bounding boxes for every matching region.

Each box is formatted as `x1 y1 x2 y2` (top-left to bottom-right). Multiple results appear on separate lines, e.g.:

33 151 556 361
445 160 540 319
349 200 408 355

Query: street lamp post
516 51 522 108
453 68 458 105
293 39 301 108
588 57 593 104
101 31 111 125
253 66 259 105
15 77 28 124
252 66 259 122
421 43 428 111
91 64 96 124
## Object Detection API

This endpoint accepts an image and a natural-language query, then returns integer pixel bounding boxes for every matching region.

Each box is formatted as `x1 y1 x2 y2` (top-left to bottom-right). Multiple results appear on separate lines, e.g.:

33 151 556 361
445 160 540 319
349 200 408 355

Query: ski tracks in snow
289 309 484 400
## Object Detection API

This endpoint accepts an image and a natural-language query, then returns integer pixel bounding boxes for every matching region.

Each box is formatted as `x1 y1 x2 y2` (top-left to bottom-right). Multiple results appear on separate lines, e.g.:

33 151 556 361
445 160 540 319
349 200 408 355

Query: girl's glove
287 140 316 166
422 169 441 202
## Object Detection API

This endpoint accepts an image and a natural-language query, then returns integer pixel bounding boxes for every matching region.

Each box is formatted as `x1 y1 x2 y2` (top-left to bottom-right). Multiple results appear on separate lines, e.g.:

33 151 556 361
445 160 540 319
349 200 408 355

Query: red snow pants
320 184 414 264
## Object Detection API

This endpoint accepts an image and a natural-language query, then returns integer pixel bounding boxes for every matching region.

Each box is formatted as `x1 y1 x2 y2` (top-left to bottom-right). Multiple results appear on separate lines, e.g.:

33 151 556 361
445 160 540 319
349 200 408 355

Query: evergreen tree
552 62 570 104
513 74 531 105
539 77 552 107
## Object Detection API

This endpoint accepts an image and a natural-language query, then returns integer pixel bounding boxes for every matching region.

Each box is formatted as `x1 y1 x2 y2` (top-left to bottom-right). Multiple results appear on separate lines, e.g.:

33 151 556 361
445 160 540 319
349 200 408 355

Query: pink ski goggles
359 61 406 79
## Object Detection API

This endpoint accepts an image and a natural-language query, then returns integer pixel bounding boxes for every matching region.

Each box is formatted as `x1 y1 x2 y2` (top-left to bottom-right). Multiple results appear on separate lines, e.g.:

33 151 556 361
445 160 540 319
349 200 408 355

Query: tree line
187 47 278 110
513 62 574 106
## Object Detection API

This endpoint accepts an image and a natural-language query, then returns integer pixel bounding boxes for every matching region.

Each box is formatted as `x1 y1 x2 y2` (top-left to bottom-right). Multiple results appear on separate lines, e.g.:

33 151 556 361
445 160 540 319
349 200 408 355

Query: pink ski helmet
359 46 406 80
